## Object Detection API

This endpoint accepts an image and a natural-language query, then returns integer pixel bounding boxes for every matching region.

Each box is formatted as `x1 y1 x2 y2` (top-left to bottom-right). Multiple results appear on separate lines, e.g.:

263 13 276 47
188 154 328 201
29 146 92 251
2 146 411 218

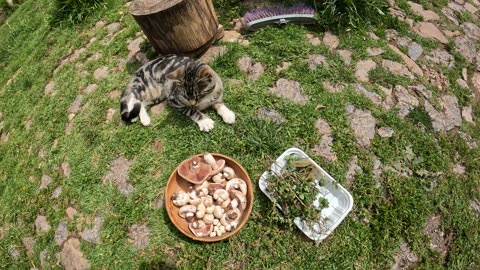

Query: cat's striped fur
120 55 235 131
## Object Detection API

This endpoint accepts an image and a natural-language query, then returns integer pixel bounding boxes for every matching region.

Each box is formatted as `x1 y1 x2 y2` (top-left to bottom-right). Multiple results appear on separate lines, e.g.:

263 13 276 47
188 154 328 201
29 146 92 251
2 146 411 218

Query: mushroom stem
190 160 200 172
203 153 218 170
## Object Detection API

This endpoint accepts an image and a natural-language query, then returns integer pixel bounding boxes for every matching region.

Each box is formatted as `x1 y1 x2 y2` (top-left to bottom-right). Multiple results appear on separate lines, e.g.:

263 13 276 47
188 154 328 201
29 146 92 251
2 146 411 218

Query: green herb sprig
266 154 329 234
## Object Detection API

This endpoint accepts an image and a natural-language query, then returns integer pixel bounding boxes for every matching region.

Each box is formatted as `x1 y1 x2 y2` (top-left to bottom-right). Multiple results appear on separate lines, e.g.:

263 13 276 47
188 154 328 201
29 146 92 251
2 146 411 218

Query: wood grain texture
130 0 220 56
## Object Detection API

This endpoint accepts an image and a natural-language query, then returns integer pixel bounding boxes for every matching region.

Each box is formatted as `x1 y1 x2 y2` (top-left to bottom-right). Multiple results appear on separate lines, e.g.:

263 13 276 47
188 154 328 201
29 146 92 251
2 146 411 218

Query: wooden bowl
165 153 253 242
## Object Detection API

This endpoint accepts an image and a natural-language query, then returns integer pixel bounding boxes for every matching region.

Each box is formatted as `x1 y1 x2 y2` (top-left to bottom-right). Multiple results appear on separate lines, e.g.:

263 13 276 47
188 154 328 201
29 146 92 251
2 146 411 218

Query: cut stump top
130 0 183 16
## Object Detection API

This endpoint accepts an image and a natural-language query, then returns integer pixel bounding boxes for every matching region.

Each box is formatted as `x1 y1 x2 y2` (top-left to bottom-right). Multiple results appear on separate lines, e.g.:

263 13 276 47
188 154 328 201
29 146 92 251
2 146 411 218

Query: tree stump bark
129 0 224 57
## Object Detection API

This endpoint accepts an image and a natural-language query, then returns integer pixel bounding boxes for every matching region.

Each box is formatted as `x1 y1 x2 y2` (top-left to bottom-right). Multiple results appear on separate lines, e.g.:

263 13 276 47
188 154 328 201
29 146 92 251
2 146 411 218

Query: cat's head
166 62 220 103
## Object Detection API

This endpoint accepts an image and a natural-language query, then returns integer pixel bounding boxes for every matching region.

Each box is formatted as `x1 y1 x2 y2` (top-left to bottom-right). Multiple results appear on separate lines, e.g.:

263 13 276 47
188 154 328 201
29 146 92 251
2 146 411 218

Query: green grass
1 0 480 269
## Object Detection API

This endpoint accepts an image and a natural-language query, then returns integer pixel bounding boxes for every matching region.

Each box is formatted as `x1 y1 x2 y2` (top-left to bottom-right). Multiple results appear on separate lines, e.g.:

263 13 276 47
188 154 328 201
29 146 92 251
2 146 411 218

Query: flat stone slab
311 118 337 162
346 105 376 148
413 22 448 44
270 79 308 104
355 59 377 82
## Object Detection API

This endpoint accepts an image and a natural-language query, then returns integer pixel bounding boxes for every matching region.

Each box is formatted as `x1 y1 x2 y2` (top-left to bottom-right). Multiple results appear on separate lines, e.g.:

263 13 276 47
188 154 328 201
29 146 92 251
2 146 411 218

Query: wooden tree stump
129 0 224 57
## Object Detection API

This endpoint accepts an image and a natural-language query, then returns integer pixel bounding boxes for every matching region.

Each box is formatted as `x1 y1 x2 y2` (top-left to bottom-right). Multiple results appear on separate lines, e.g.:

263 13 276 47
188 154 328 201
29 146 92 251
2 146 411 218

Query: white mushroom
203 153 226 176
226 178 248 195
209 231 217 237
172 191 190 207
203 213 215 224
189 221 212 237
213 218 220 226
213 189 229 202
219 225 226 234
212 173 226 183
178 205 197 218
220 208 242 229
196 203 206 219
223 167 235 179
230 199 238 209
213 205 224 219
206 205 215 214
221 199 231 209
190 197 202 206
188 189 197 199
202 195 214 207
194 181 209 196
230 190 247 211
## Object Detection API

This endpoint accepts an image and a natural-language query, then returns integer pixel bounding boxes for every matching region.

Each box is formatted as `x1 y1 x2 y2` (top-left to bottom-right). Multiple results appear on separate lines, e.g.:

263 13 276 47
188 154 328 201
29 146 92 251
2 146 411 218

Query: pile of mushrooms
172 153 248 238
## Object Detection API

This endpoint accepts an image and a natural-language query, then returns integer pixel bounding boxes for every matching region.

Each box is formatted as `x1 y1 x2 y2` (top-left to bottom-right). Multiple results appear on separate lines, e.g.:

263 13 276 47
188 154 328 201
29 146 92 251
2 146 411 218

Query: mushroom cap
178 205 197 218
178 157 212 184
230 190 247 211
189 222 213 238
209 159 226 176
208 183 225 195
222 166 235 179
226 178 248 195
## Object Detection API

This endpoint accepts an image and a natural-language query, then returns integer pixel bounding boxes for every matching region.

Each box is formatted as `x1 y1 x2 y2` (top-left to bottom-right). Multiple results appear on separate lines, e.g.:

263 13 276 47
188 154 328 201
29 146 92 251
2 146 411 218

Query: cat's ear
166 66 185 82
197 66 214 83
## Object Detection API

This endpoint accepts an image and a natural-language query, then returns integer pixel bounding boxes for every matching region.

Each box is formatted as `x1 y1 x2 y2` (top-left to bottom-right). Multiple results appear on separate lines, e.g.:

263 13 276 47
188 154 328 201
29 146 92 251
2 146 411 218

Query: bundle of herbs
266 154 329 234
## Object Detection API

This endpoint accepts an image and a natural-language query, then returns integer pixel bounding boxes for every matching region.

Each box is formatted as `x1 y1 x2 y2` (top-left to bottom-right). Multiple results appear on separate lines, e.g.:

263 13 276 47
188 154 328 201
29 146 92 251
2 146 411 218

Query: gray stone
455 36 477 63
463 23 480 40
448 2 464 12
311 118 337 162
323 31 339 50
354 83 383 107
425 49 455 68
35 215 51 234
391 240 419 270
305 34 321 46
8 247 20 258
55 220 69 246
45 81 55 96
128 223 150 248
345 156 363 187
382 59 414 79
270 79 308 104
68 95 83 114
442 8 459 25
81 216 104 244
408 42 423 61
413 22 448 44
50 186 62 199
39 175 52 190
367 47 385 56
337 49 352 66
394 85 419 118
424 95 462 132
60 238 90 270
410 84 432 99
396 36 412 47
456 78 470 89
307 54 328 70
462 105 474 123
378 127 394 138
453 163 466 175
355 59 377 82
347 106 376 148
257 108 286 124
22 237 35 257
93 66 108 80
102 157 134 196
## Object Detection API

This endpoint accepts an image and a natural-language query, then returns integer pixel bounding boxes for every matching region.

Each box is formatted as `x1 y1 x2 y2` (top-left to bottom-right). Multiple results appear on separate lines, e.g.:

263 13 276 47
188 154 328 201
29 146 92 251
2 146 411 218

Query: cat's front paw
221 109 235 124
197 118 215 132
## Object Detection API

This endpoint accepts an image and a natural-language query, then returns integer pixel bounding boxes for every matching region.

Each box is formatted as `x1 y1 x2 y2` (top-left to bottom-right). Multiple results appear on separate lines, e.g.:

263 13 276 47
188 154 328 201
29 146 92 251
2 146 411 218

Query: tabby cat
120 55 235 132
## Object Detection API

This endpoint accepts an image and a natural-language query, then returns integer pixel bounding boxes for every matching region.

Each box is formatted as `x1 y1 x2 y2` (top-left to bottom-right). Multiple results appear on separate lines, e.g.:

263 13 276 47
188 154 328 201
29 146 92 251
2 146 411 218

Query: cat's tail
120 97 141 123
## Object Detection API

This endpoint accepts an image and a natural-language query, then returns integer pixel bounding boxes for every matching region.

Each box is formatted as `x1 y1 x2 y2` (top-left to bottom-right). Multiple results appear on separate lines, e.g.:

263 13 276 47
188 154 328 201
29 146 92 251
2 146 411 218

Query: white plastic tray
259 147 353 241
